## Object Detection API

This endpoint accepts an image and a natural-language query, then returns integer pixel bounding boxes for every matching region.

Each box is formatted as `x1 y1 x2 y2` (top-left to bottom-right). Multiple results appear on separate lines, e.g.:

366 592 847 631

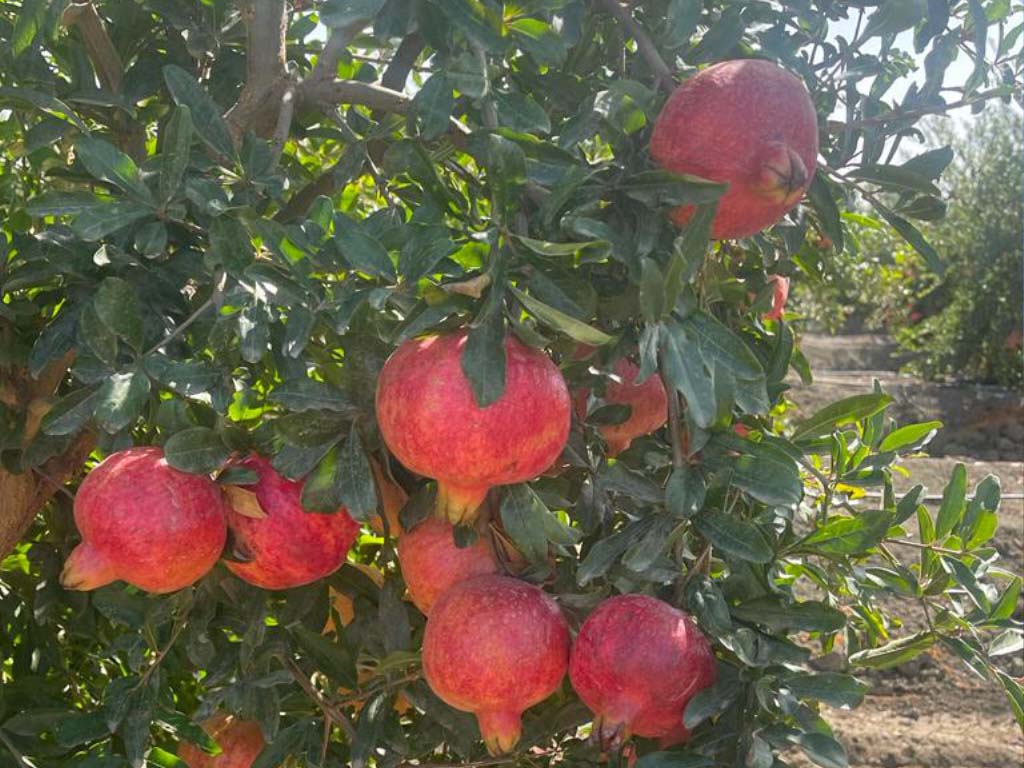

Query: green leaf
577 517 658 586
621 515 675 572
334 215 396 280
75 135 155 205
159 105 193 202
731 597 846 633
429 0 503 50
164 427 230 475
301 446 349 513
12 0 46 57
849 165 941 196
638 257 665 324
513 236 609 257
860 0 926 39
252 720 314 768
990 576 1021 621
878 420 942 452
270 379 355 413
94 278 144 350
796 510 893 556
0 87 87 130
785 731 848 768
94 371 151 434
636 754 713 768
447 50 488 98
290 625 357 688
695 510 773 563
463 281 507 407
659 321 715 429
72 200 153 241
509 286 612 346
935 462 967 538
399 227 456 282
665 464 705 519
412 74 454 140
900 146 954 180
682 674 741 729
27 191 104 217
42 386 101 436
321 0 387 27
507 18 567 66
849 631 936 669
352 692 394 767
683 311 763 380
782 673 868 708
483 134 526 219
335 423 377 520
209 216 254 274
500 485 550 563
664 204 716 312
791 393 893 441
807 175 844 252
495 90 551 134
895 484 924 524
874 203 944 275
665 0 702 49
162 65 237 163
687 5 745 63
619 170 726 207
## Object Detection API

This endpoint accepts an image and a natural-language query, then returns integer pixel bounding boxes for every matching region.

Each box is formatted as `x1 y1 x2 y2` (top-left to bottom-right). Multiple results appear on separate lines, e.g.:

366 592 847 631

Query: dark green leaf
791 393 893 441
76 135 154 205
42 386 101 436
665 0 702 49
429 0 503 50
72 201 152 241
731 597 845 632
301 446 349 513
270 379 355 413
495 90 551 134
335 215 397 280
639 257 665 323
577 517 658 586
94 371 151 434
695 511 773 563
849 631 936 669
463 290 507 408
159 105 193 202
682 673 741 729
665 464 705 519
509 286 611 345
807 175 844 252
878 420 942 452
321 0 387 27
163 65 237 163
209 216 254 274
412 74 454 140
335 423 377 520
0 86 87 130
874 203 944 275
796 510 893 556
849 165 941 196
660 321 715 428
164 427 230 474
500 485 550 563
619 170 725 207
934 462 967 538
252 719 314 768
683 311 763 380
782 673 868 708
636 754 713 768
11 0 46 57
94 278 144 350
507 18 567 66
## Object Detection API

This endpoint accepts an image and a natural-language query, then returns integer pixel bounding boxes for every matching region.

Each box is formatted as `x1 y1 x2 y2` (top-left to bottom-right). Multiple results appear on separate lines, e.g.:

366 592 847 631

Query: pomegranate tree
177 713 264 768
61 447 227 593
375 331 571 524
423 575 570 754
397 517 498 614
223 455 360 590
650 59 818 239
570 595 717 749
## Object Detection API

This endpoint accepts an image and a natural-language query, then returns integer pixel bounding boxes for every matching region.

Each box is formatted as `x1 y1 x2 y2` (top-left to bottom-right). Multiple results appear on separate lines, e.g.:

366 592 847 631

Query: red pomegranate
61 447 227 593
398 517 498 615
223 455 360 590
763 275 790 321
178 713 265 768
423 575 570 754
569 594 716 749
375 330 571 524
575 356 668 456
650 59 818 239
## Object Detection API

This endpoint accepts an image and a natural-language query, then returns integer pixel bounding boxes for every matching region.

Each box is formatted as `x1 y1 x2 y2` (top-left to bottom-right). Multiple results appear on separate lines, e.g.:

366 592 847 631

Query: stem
596 0 674 93
284 656 358 741
269 82 298 166
145 290 218 357
0 729 30 768
884 538 962 556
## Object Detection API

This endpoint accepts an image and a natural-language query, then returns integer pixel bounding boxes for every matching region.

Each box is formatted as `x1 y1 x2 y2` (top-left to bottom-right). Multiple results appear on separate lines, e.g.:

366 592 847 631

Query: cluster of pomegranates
59 58 816 764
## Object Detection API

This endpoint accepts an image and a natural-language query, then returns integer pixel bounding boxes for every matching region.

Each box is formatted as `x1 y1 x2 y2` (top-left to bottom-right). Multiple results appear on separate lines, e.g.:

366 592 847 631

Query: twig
270 82 298 166
796 455 831 491
61 3 124 93
299 79 470 135
145 294 216 356
596 0 675 93
311 20 368 82
284 656 358 740
844 89 1012 129
381 33 426 91
443 273 492 299
0 729 30 768
659 367 685 469
884 538 963 556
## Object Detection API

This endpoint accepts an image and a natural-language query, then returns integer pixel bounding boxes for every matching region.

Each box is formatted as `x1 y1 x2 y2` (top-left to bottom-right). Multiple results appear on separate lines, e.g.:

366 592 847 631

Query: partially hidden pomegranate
375 331 571 524
61 447 227 594
368 458 407 536
575 356 668 456
650 59 818 239
223 455 360 590
423 575 570 754
569 594 716 749
763 275 790 321
178 712 264 768
397 517 498 614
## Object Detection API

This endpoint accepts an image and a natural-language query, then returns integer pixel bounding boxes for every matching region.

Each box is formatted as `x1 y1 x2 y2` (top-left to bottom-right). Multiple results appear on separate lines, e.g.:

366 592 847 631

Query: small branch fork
595 0 675 94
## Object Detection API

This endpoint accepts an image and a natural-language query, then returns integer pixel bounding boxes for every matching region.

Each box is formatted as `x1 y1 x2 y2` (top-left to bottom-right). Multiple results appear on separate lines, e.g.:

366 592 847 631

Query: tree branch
596 0 675 93
381 33 425 92
311 20 368 83
270 82 298 166
299 79 415 117
61 3 124 94
225 0 289 143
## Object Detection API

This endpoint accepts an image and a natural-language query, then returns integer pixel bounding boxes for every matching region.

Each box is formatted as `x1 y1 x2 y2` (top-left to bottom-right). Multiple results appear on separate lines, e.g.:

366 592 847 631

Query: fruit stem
435 482 489 526
477 708 523 756
60 543 118 591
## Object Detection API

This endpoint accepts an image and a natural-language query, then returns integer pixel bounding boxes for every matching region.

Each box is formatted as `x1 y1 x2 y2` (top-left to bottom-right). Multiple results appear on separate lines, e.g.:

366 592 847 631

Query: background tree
0 1 1021 767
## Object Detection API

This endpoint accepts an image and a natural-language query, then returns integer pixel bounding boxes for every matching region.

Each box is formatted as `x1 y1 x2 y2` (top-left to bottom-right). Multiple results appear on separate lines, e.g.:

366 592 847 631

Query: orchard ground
788 332 1023 768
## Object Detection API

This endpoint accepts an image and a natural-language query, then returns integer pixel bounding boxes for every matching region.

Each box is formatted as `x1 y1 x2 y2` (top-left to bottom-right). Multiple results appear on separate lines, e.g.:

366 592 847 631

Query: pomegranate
650 59 818 239
423 575 570 754
569 594 716 748
61 447 227 593
763 275 790 321
223 455 360 590
397 517 498 614
178 712 264 768
575 356 668 456
375 331 571 524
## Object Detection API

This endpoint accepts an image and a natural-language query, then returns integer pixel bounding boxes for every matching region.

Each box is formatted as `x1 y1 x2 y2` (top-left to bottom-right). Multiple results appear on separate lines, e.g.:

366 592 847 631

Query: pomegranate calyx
478 708 523 756
754 143 809 206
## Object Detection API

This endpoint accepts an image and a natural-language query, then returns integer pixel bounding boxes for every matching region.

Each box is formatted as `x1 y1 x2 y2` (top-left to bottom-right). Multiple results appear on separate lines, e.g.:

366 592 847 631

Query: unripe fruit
375 331 571 525
423 575 570 755
61 447 227 593
398 517 498 614
650 59 818 239
576 357 668 456
223 455 360 590
569 594 716 749
178 713 264 768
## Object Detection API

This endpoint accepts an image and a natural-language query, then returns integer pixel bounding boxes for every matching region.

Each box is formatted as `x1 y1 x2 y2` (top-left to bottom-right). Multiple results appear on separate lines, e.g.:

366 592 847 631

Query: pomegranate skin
61 447 227 594
375 331 571 524
763 275 790 321
423 575 571 754
569 594 716 748
224 455 360 590
576 357 668 456
398 517 498 615
178 713 264 768
650 59 818 239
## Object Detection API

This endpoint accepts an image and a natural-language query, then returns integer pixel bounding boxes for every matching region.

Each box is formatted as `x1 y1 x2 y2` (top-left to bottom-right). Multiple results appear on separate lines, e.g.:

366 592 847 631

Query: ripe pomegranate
763 275 790 321
223 455 360 590
575 356 668 456
569 594 716 749
398 517 498 614
423 575 570 754
178 712 264 768
61 447 227 593
375 330 571 524
650 59 818 239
